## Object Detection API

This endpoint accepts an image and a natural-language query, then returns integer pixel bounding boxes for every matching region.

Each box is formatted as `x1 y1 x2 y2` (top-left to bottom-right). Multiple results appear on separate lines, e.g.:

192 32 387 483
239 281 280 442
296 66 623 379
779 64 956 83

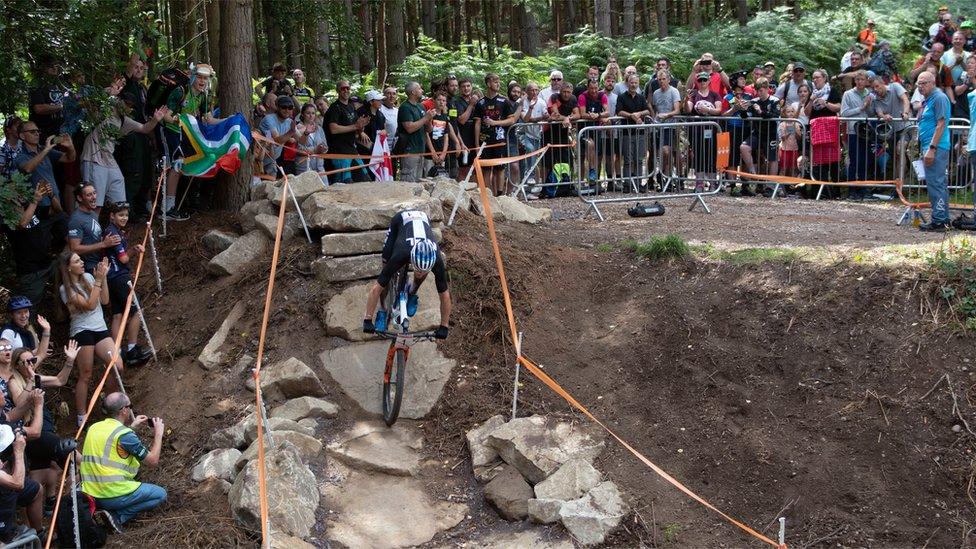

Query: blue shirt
105 223 130 281
15 146 63 207
918 88 951 151
259 114 293 159
118 430 149 461
968 89 976 152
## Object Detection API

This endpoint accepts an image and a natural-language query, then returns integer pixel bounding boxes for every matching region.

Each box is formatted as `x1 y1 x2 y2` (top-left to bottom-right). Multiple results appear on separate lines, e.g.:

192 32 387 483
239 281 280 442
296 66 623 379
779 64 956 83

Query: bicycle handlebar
374 330 439 341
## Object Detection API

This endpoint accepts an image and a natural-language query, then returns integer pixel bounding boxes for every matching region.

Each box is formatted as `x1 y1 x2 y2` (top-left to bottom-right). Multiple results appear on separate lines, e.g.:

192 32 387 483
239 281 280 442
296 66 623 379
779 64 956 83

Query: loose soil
31 194 974 547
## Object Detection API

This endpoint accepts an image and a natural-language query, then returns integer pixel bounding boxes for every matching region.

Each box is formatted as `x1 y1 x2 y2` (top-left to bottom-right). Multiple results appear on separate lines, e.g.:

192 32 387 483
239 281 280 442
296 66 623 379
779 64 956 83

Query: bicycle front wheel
382 347 406 426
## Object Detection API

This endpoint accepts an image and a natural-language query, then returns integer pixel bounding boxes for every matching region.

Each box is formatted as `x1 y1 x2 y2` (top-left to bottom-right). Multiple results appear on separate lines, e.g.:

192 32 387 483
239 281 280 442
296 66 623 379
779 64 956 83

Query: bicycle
375 264 436 426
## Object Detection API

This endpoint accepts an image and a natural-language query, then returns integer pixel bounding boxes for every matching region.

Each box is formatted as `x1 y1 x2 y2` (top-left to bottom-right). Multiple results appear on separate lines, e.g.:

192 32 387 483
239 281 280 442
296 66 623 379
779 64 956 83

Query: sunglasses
0 345 11 351
21 357 37 366
698 78 709 82
113 201 129 209
21 129 40 134
551 77 562 81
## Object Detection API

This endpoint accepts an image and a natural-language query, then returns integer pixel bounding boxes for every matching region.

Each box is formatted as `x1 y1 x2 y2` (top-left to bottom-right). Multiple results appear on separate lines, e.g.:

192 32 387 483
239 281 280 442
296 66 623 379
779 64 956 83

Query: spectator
601 74 621 186
1 180 57 308
68 182 119 272
857 19 877 55
943 31 971 85
840 70 875 197
260 96 299 176
686 54 730 109
649 70 681 189
56 251 121 426
775 63 811 106
762 61 777 82
929 6 950 46
357 90 387 179
291 69 315 104
505 82 524 186
103 201 153 365
684 71 723 192
314 96 330 126
0 425 44 543
255 62 293 97
645 57 679 97
574 66 601 97
254 92 277 122
613 65 639 96
794 83 812 125
543 82 577 194
955 56 976 120
81 98 168 212
426 91 462 178
740 77 781 182
933 12 956 51
444 76 462 178
81 392 166 532
867 40 899 82
380 87 400 151
805 71 843 191
870 71 911 188
398 81 434 182
158 63 217 221
1 117 22 176
326 80 371 183
575 78 609 183
452 79 478 180
743 65 765 96
915 71 952 231
473 73 517 196
540 70 564 103
517 82 548 186
910 42 955 101
28 55 67 143
1 297 51 369
294 103 328 181
839 50 866 85
15 122 73 213
616 74 650 192
961 20 976 52
117 55 153 221
804 69 841 120
778 104 802 177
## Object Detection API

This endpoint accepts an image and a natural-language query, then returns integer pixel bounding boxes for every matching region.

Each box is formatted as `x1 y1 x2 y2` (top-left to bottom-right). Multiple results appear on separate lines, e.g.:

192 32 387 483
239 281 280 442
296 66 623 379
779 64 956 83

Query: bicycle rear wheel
382 346 406 426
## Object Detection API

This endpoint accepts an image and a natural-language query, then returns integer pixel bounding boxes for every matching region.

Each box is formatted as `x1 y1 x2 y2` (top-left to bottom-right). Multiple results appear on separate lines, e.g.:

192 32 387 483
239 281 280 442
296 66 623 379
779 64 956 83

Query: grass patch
594 243 614 253
925 237 976 331
623 235 690 261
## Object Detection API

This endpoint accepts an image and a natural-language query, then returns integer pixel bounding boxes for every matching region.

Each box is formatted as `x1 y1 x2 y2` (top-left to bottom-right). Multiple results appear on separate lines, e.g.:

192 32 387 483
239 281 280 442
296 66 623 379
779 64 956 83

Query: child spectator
779 104 802 177
104 202 153 366
0 297 50 370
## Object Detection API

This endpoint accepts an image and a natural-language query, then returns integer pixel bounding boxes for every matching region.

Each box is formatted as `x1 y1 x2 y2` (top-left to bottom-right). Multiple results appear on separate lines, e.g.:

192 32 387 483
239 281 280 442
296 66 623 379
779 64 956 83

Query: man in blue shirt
916 71 952 231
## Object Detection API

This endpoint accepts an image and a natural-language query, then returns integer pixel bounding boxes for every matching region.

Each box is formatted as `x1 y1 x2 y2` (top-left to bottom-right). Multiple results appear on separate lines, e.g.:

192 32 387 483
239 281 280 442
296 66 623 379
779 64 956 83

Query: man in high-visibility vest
80 392 165 533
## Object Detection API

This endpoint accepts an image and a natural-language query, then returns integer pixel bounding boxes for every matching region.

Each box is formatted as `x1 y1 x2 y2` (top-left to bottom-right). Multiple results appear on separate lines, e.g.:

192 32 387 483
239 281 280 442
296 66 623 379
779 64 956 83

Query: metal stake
147 223 163 294
511 331 523 420
447 143 486 227
278 167 314 244
70 454 81 549
778 516 786 546
127 281 158 362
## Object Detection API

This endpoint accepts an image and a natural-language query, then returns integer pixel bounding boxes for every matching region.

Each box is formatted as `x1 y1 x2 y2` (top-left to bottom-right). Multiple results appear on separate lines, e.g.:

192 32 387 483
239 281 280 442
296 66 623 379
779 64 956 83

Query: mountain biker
362 210 451 339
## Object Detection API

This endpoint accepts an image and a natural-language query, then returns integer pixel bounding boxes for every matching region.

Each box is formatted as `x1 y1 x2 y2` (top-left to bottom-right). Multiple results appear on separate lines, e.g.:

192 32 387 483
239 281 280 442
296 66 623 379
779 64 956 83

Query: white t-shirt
840 51 853 72
379 104 398 139
518 97 549 140
539 86 561 104
0 329 25 350
59 273 108 336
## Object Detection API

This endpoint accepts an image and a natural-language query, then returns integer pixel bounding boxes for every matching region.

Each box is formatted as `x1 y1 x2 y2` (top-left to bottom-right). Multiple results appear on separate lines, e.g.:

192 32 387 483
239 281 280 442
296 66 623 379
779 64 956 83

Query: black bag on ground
628 202 666 217
55 492 107 548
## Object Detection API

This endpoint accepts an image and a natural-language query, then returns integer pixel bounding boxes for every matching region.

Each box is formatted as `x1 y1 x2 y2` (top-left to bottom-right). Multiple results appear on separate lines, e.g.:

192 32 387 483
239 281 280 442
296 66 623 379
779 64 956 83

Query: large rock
267 171 327 209
320 228 442 258
269 533 316 549
260 357 327 402
527 498 564 524
197 302 246 370
495 196 552 224
243 416 316 444
323 280 440 341
229 442 319 538
236 430 324 472
466 415 506 468
431 180 475 212
191 448 242 482
239 199 277 233
255 213 295 243
486 416 606 484
312 254 382 283
301 182 442 231
202 230 239 255
558 481 627 546
210 412 255 450
320 340 454 419
484 464 533 521
270 396 339 422
533 458 602 501
468 191 504 220
207 230 270 276
322 464 466 548
327 421 423 476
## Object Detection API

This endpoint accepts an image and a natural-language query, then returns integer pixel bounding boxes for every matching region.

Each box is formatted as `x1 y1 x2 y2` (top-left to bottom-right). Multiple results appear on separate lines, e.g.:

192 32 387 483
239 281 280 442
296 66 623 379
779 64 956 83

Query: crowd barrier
508 119 583 199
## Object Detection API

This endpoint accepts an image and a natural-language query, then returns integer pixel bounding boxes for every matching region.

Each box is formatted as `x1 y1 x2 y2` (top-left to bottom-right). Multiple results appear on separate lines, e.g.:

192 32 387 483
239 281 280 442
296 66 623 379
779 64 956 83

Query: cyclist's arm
433 257 451 327
381 215 401 262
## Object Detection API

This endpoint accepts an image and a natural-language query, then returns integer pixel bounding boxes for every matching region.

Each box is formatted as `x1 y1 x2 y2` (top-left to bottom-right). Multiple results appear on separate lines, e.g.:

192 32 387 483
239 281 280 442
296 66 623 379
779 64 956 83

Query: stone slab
322 280 440 341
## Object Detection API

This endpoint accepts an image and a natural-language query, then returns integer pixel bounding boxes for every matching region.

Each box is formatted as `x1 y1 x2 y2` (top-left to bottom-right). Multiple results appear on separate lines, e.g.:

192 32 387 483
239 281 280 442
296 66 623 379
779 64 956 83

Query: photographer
0 425 44 543
80 392 166 532
685 53 731 111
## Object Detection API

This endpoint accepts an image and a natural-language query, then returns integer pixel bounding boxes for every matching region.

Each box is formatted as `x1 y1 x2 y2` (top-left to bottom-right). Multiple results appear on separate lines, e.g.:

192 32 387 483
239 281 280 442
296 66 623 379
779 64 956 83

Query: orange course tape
723 168 897 187
250 130 505 161
472 155 786 548
45 169 168 549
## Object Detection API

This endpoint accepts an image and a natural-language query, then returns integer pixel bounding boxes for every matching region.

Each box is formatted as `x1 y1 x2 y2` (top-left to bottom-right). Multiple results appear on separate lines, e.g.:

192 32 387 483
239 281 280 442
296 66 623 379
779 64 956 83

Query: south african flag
178 114 251 178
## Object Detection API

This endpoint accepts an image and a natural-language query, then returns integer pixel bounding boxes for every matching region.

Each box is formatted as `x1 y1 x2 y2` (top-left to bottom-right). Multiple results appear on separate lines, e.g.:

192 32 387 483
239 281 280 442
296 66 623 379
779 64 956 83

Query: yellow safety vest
80 418 141 499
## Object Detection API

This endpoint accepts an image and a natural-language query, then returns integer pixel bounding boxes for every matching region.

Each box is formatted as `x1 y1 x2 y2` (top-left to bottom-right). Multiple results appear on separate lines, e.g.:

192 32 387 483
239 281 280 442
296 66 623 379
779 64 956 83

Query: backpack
541 163 573 198
55 492 107 548
146 67 190 117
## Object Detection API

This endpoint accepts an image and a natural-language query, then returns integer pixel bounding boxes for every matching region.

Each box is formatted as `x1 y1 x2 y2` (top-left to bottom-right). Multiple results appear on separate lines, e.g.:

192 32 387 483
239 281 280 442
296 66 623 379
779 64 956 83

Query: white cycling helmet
410 239 438 273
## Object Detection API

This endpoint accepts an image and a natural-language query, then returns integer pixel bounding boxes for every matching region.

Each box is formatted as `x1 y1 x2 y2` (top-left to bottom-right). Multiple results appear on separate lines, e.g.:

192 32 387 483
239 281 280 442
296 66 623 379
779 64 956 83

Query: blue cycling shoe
374 310 389 332
406 294 419 317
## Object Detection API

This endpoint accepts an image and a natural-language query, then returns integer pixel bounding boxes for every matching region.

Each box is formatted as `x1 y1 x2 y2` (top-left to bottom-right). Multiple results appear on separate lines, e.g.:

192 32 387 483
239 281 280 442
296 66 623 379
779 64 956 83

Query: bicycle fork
384 341 411 383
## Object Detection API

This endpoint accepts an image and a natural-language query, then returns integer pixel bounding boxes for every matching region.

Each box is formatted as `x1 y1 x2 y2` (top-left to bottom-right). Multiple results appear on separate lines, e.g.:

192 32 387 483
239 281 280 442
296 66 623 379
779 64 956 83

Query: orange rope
250 130 505 160
472 155 786 549
723 168 897 187
45 168 168 549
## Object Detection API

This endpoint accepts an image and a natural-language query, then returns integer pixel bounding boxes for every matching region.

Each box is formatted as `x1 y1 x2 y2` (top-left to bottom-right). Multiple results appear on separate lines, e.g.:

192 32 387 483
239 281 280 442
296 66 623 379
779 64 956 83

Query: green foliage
0 172 34 229
926 238 976 331
623 234 690 261
594 242 613 253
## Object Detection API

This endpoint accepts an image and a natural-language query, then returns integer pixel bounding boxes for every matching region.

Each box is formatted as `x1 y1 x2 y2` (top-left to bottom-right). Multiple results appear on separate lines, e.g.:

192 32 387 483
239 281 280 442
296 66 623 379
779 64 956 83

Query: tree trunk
690 0 702 30
736 0 748 26
376 1 387 85
565 0 577 34
622 0 635 36
359 0 373 73
341 0 360 73
520 1 539 55
552 0 561 45
450 0 460 45
406 0 418 52
206 0 221 71
252 5 264 74
421 0 435 37
262 0 282 66
655 0 667 38
594 0 612 36
217 0 254 211
388 0 407 69
185 0 201 61
314 15 332 84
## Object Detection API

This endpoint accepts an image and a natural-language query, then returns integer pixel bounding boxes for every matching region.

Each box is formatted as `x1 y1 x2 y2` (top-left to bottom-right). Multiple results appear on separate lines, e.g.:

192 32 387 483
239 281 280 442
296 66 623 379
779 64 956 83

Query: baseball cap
793 62 806 71
696 71 710 81
365 90 383 102
276 96 295 109
962 20 974 29
7 296 32 312
763 61 776 68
